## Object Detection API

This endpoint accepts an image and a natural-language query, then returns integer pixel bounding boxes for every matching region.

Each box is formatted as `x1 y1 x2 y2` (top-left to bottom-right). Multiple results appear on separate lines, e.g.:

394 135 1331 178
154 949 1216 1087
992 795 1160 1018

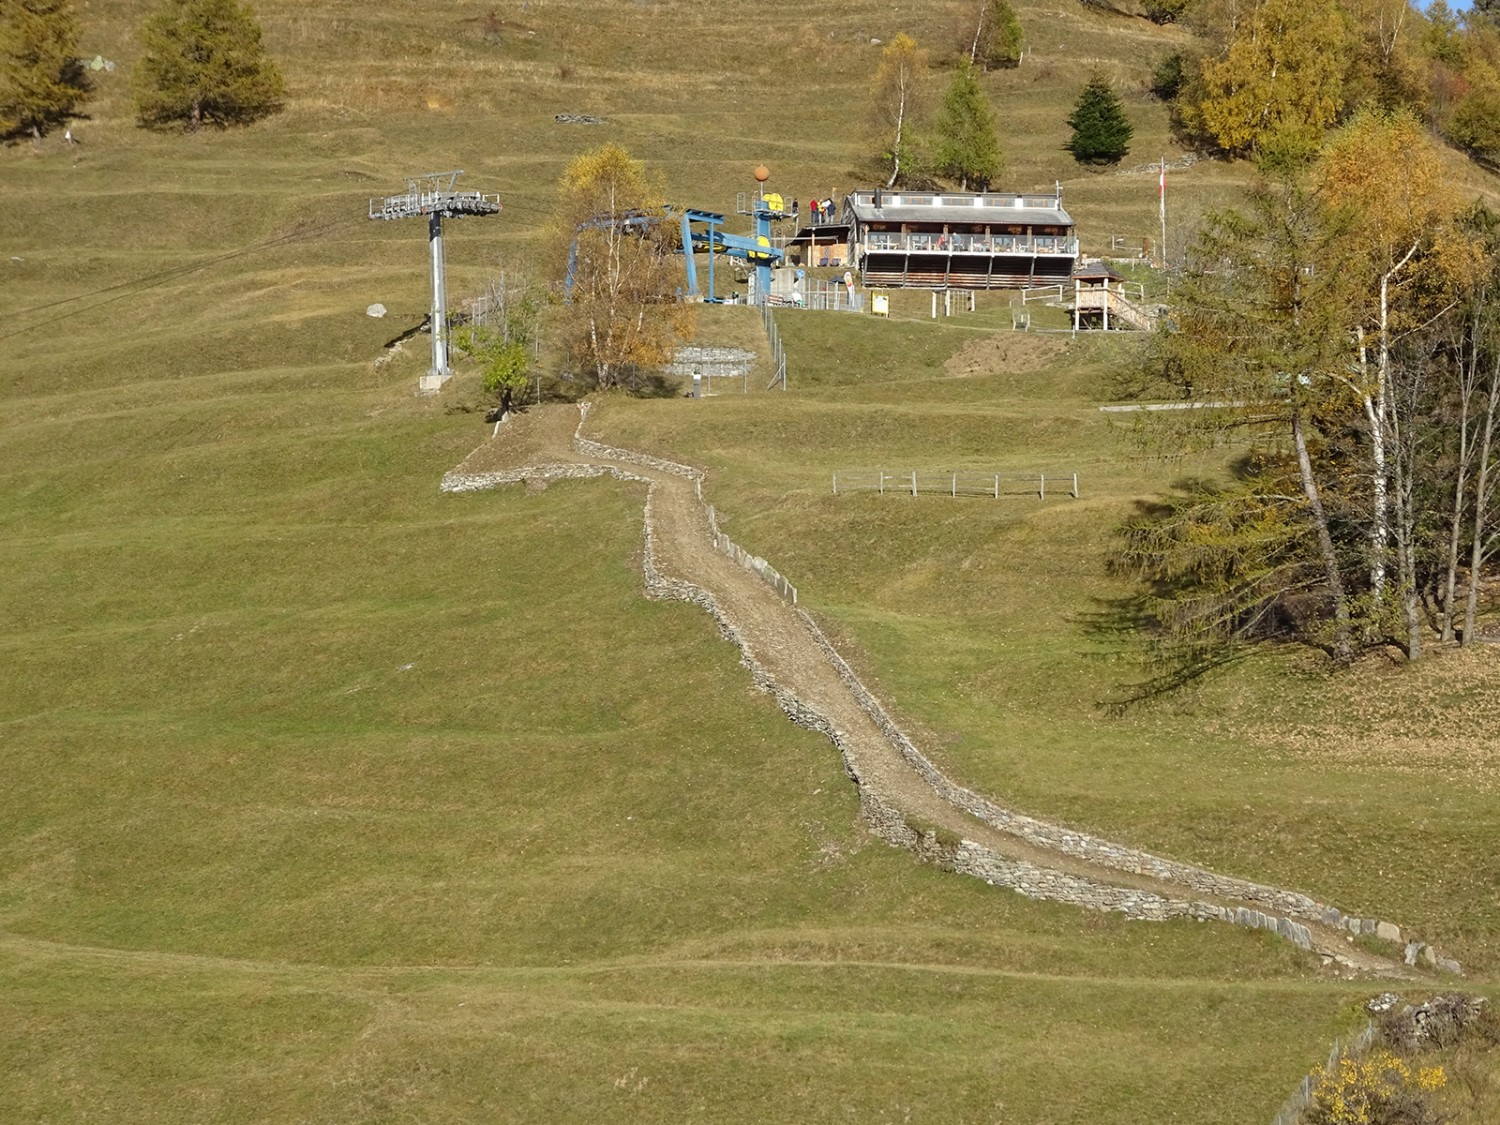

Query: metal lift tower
369 171 501 392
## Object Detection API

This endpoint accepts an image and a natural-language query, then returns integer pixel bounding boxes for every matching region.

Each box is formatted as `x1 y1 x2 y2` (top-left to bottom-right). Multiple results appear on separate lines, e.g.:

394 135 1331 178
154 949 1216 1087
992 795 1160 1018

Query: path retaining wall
438 407 1462 972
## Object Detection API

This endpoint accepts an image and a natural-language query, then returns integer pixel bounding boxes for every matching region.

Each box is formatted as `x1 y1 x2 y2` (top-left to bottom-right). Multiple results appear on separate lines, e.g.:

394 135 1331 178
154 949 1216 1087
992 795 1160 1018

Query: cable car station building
841 187 1078 289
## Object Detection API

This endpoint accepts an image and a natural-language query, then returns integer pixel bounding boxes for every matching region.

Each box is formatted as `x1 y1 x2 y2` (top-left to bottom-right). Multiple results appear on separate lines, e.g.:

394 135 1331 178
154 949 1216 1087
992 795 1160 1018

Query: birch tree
958 0 1023 70
1186 0 1353 157
1316 109 1478 656
870 33 928 188
1114 160 1498 686
552 143 693 391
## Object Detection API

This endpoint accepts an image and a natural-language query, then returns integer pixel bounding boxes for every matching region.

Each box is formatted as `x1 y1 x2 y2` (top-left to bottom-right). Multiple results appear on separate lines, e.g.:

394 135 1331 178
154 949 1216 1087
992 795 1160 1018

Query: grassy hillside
3 0 1498 1120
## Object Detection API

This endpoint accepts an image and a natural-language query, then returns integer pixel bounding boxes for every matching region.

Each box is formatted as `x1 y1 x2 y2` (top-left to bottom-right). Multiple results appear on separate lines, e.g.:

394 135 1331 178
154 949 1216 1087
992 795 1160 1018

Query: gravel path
443 404 1446 980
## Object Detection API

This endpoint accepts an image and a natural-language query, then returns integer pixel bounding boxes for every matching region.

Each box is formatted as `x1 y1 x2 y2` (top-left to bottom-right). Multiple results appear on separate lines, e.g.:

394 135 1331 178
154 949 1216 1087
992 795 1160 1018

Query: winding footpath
443 404 1457 981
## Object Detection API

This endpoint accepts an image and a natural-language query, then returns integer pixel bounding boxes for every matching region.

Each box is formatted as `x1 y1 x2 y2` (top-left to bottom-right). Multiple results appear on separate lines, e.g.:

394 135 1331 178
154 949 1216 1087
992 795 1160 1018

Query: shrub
1305 1048 1447 1125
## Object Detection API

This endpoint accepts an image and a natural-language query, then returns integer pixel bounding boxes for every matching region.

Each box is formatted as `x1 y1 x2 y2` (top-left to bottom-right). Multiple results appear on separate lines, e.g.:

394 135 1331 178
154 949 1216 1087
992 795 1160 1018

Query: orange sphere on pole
753 165 770 183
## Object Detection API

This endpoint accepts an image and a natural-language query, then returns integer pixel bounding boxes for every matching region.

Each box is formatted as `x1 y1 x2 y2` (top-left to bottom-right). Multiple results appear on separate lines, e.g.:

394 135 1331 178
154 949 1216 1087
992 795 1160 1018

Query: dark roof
1072 261 1125 281
843 189 1073 229
786 223 851 244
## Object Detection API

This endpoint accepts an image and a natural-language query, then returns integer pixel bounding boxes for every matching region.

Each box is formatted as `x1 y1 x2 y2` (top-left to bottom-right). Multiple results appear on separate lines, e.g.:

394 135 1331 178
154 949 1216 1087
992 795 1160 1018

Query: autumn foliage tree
552 143 693 391
0 0 89 143
1182 0 1354 158
133 0 285 131
1316 108 1480 655
1110 111 1498 696
869 33 929 188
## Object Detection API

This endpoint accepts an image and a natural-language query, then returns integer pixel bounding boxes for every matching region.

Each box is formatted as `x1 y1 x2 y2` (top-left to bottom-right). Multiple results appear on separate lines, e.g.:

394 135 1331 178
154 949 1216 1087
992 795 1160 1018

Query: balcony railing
862 232 1077 255
848 190 1063 211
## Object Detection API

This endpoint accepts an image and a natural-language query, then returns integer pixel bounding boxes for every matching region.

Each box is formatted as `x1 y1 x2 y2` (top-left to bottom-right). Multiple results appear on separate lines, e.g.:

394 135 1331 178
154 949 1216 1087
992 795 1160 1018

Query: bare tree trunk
1441 319 1480 642
1464 348 1500 643
969 0 986 65
1365 246 1420 617
886 71 908 189
1392 423 1423 660
1294 406 1352 661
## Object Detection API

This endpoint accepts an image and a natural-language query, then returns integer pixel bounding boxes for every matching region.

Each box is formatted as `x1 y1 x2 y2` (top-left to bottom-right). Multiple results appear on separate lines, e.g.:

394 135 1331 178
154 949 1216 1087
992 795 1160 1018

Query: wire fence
761 301 787 391
1269 1022 1377 1125
832 469 1079 500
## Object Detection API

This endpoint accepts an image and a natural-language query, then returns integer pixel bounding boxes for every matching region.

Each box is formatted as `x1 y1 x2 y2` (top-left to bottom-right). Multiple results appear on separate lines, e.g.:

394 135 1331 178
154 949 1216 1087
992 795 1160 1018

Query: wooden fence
832 470 1079 500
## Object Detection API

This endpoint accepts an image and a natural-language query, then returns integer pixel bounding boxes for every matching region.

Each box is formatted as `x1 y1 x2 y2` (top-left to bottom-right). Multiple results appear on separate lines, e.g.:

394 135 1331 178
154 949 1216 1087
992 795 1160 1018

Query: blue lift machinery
565 196 785 305
679 194 784 304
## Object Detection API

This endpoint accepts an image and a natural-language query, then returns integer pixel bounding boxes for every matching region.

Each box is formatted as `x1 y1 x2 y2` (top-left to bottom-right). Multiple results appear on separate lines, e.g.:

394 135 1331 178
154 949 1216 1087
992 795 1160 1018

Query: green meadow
2 0 1497 1119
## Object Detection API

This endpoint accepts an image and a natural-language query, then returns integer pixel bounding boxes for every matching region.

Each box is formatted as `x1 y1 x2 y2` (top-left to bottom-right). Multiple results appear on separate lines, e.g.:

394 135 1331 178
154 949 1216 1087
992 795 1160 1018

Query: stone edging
439 406 1461 974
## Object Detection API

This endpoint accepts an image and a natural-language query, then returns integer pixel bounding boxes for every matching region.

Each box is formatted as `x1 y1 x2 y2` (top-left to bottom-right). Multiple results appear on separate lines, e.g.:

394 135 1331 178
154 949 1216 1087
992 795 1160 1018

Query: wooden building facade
842 188 1078 289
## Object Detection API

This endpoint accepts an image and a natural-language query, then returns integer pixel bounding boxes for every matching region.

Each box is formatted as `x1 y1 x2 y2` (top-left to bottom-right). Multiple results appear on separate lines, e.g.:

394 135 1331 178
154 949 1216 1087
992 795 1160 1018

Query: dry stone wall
439 407 1462 972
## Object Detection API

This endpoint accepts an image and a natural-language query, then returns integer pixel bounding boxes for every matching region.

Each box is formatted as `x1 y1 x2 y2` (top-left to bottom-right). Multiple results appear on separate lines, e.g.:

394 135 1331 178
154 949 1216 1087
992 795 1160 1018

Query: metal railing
1020 284 1067 304
771 279 863 312
863 233 1077 255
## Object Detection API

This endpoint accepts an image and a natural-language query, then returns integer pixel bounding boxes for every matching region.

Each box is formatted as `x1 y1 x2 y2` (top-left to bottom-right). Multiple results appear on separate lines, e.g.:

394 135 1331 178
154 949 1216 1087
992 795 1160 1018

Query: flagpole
1158 156 1167 271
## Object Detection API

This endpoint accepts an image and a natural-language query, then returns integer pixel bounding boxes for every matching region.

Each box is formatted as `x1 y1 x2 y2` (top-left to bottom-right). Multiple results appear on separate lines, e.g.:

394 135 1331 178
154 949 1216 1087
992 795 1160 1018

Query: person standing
810 198 820 225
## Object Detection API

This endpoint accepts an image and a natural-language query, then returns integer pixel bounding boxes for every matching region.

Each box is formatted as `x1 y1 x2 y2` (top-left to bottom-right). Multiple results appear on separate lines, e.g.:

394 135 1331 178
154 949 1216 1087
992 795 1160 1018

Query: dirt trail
445 405 1432 980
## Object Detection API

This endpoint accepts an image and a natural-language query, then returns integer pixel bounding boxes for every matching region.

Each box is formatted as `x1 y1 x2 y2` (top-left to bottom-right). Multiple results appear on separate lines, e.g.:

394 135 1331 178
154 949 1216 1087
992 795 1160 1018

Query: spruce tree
933 61 1002 190
133 0 285 131
0 0 89 143
1066 71 1133 166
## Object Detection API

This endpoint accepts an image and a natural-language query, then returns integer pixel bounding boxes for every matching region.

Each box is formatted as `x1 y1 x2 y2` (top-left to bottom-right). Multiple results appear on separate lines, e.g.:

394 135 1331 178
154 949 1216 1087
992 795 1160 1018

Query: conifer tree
133 0 285 131
933 60 1001 190
0 0 89 143
1065 71 1133 165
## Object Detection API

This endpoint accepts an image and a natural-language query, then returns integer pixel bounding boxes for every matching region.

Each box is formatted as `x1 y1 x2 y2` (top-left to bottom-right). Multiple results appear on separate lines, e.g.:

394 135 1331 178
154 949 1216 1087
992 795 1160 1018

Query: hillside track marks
445 404 1420 980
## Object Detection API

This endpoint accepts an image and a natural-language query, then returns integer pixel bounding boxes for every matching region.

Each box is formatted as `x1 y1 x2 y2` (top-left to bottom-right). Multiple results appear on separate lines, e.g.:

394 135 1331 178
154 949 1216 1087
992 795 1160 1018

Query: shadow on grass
1074 594 1250 715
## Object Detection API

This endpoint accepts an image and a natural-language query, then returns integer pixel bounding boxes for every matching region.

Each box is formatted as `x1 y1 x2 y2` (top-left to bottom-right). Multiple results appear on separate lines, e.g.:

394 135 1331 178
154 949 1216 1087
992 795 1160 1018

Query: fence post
879 472 885 495
993 473 999 499
1039 473 1046 501
1072 472 1078 499
832 473 838 495
951 472 956 497
911 470 918 497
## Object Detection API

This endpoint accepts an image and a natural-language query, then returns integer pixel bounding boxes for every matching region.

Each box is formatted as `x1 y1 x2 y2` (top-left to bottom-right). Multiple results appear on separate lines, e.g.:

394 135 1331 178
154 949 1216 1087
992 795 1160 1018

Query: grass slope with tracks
3 0 1499 1120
